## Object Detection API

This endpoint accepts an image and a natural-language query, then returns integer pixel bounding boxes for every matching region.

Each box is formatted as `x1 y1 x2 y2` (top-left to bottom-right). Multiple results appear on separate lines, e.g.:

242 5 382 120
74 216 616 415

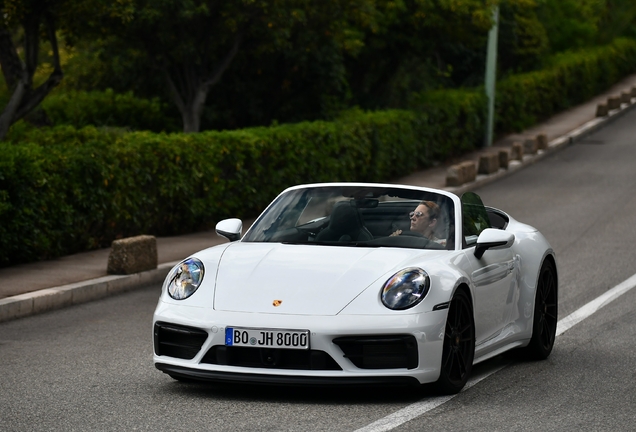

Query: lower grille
333 335 418 369
154 322 208 360
201 346 342 371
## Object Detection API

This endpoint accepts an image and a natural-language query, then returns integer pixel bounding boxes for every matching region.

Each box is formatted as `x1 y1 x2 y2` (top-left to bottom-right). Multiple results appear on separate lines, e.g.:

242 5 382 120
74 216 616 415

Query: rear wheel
523 260 558 359
434 288 475 394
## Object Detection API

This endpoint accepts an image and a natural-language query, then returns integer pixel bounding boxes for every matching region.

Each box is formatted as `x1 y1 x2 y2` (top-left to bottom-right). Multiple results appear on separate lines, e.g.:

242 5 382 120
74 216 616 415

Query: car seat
315 202 373 242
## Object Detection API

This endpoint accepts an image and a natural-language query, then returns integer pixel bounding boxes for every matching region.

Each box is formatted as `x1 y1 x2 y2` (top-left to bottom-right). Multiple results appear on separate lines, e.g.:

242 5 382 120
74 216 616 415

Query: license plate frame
225 327 310 350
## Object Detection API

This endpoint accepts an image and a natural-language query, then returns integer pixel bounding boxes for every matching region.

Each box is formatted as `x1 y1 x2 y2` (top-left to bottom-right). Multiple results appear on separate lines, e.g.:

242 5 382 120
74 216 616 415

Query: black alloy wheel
524 260 558 360
434 288 475 394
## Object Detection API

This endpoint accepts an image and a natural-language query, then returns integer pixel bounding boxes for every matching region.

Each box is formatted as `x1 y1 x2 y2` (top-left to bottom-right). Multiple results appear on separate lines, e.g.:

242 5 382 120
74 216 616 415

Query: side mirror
216 218 243 242
474 228 514 259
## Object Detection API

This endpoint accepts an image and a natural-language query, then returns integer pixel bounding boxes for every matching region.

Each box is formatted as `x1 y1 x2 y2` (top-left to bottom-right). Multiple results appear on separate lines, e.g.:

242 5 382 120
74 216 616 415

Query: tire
523 259 558 360
434 288 475 394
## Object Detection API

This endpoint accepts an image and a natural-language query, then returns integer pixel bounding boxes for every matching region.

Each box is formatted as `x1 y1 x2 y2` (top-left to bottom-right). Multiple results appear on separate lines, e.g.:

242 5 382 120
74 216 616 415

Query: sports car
153 182 558 394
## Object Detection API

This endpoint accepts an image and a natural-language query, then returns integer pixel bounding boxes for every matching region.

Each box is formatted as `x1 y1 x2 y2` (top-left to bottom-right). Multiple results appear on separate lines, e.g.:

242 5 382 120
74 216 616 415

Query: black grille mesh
333 335 418 369
201 346 342 370
154 322 208 360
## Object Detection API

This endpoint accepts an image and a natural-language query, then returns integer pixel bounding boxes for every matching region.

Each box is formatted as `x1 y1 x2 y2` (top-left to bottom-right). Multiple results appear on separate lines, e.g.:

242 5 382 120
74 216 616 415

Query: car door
461 192 518 347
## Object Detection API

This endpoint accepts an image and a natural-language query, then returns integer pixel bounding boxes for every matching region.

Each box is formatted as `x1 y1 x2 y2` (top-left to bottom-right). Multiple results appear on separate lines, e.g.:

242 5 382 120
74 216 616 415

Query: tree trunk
0 78 27 139
181 94 204 134
163 33 242 133
0 26 24 89
0 10 63 140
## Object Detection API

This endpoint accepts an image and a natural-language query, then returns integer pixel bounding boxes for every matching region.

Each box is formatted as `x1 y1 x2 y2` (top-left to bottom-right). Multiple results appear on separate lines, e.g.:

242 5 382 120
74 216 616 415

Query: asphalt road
2 108 636 431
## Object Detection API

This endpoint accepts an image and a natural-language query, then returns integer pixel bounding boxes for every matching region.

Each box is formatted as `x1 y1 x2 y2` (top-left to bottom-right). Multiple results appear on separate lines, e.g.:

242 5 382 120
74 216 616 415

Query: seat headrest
329 203 361 234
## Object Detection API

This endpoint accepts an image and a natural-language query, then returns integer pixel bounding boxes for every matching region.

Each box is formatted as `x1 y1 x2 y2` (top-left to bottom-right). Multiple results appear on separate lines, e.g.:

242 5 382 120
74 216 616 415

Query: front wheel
434 288 475 394
523 260 558 360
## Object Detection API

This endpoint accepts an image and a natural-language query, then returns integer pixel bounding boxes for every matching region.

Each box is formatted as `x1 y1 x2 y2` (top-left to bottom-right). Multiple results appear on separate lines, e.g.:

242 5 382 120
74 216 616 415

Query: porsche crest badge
272 300 282 307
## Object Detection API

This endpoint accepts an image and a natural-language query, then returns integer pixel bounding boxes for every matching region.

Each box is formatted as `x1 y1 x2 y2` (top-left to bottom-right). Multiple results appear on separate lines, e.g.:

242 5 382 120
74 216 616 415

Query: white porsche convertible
153 183 558 394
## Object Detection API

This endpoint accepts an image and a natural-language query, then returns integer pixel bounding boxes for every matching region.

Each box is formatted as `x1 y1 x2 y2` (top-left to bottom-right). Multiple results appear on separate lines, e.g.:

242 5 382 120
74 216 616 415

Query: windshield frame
242 183 462 251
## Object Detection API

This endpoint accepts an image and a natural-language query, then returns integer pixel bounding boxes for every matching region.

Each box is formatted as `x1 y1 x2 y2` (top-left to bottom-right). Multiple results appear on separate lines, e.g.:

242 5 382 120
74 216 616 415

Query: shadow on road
154 355 516 404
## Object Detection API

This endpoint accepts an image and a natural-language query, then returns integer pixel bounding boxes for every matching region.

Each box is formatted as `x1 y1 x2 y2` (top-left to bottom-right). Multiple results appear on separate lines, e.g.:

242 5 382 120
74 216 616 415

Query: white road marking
353 363 507 432
355 272 636 432
555 272 636 336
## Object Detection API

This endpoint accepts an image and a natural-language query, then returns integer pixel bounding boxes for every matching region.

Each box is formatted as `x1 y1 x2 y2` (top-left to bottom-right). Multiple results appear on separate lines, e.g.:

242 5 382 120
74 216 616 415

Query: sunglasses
409 211 425 219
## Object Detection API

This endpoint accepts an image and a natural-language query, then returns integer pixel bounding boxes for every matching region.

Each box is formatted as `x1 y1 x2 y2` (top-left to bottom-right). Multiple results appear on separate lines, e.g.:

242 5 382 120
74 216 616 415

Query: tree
0 0 64 140
498 0 549 73
536 0 604 53
596 0 636 43
345 0 496 109
80 0 377 133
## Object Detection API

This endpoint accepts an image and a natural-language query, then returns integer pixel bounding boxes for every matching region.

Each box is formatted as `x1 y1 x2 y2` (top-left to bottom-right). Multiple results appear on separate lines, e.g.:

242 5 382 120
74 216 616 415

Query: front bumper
152 300 447 386
155 363 420 387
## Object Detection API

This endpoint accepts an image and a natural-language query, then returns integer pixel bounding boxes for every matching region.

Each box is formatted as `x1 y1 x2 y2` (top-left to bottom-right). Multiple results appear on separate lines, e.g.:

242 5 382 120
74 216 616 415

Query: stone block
621 92 632 105
524 138 538 155
511 142 524 161
446 165 463 187
459 160 477 183
607 95 621 110
445 160 477 187
107 235 158 275
536 133 549 150
596 103 609 117
498 149 510 169
478 153 500 175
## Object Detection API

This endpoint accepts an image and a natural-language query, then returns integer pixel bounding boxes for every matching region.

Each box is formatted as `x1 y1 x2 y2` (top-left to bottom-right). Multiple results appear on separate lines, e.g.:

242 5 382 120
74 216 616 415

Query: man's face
410 204 431 233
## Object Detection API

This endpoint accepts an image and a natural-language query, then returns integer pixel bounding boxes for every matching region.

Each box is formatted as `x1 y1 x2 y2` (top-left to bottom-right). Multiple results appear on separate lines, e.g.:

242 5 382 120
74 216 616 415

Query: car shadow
164 380 428 404
155 355 518 404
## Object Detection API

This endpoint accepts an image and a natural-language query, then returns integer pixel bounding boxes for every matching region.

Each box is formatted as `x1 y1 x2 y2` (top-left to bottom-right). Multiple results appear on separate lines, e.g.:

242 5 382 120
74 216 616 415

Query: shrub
495 38 636 133
41 89 179 132
0 108 475 265
410 89 487 159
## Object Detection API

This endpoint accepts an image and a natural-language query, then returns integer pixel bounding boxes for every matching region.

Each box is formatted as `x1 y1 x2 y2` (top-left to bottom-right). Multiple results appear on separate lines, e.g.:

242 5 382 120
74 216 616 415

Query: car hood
211 242 439 315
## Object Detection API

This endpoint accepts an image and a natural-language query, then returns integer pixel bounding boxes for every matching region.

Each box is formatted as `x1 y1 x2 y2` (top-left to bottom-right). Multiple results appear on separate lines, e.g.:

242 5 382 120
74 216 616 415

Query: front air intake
333 335 418 369
154 322 208 360
201 346 342 370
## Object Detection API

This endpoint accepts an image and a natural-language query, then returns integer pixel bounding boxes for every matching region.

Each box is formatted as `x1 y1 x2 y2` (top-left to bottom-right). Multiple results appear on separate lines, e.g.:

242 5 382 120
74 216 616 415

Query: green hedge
495 38 636 132
410 89 487 158
1 38 636 265
0 114 415 264
41 89 179 132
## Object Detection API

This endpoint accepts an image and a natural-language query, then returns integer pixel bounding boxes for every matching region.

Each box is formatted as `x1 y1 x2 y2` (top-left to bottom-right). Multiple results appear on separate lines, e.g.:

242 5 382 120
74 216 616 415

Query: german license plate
225 327 309 350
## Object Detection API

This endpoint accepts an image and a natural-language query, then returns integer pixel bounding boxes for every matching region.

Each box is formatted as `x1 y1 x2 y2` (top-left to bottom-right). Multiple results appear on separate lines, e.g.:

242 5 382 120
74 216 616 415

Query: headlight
381 267 430 310
166 258 205 300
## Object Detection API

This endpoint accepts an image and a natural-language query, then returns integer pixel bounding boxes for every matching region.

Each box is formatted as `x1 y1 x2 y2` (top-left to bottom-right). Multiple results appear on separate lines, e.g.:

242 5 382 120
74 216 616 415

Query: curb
2 98 635 324
446 99 636 195
0 261 178 323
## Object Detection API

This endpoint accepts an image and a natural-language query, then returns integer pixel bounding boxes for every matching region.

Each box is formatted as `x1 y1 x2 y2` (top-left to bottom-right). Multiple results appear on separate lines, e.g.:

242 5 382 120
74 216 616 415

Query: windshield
242 185 455 250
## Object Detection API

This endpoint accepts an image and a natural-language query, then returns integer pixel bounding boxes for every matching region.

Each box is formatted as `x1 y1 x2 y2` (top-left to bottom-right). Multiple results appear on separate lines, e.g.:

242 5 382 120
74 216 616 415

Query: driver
391 201 446 246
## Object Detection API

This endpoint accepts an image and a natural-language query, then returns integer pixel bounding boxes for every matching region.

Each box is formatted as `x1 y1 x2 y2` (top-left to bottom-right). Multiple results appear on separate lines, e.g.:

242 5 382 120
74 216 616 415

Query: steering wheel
400 230 425 237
